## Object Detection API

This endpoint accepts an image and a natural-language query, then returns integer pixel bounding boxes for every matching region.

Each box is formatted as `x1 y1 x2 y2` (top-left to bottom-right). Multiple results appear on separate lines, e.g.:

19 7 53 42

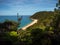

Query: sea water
0 15 32 29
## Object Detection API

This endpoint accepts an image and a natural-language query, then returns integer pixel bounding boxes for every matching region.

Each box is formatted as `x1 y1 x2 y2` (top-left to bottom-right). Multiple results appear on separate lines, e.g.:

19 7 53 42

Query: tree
17 13 22 33
51 0 60 31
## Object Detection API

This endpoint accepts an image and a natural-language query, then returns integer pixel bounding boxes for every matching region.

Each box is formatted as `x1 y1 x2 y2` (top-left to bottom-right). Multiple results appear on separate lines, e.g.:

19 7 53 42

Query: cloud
0 0 57 8
0 0 57 15
0 0 41 5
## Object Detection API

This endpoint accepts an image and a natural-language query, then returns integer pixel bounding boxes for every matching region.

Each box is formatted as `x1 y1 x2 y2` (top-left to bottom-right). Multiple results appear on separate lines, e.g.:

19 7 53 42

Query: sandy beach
21 19 38 30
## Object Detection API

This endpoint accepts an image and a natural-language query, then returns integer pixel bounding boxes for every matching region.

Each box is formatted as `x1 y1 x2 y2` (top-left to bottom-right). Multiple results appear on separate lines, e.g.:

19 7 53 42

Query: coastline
21 18 38 30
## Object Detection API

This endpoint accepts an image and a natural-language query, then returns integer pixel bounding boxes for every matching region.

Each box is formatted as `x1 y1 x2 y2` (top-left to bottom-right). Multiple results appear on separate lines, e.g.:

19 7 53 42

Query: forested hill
30 11 56 24
31 11 54 20
29 11 56 29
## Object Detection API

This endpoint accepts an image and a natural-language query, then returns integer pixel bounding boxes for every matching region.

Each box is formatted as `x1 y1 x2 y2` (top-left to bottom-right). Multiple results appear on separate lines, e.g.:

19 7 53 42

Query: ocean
0 15 32 29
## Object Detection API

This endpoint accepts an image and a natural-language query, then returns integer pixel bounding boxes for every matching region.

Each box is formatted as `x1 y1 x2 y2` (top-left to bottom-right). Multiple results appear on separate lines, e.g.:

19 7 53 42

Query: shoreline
21 19 38 30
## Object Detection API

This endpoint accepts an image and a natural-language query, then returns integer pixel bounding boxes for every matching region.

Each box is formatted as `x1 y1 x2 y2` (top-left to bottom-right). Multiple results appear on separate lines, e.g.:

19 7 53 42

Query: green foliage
0 1 60 45
0 32 19 45
18 30 32 45
28 11 55 30
9 31 18 37
0 20 18 32
0 10 60 45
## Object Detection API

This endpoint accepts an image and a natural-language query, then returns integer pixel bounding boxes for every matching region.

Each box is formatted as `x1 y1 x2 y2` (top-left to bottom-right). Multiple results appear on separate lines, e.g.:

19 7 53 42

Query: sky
0 0 57 15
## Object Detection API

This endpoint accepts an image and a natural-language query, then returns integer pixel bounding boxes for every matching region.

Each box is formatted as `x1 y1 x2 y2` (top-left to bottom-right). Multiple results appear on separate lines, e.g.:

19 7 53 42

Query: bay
0 15 32 29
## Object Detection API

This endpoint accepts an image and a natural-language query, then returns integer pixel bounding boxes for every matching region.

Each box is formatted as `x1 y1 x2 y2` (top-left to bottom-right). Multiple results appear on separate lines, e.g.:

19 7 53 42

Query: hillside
28 11 56 30
31 11 54 19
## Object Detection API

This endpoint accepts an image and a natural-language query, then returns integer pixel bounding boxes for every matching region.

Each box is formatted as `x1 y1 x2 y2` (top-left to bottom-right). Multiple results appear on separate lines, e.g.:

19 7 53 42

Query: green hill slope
28 11 56 30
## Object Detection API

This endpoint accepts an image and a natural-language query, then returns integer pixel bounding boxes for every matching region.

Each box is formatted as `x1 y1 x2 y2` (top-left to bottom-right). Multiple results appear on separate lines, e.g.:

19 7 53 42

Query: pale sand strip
21 19 38 30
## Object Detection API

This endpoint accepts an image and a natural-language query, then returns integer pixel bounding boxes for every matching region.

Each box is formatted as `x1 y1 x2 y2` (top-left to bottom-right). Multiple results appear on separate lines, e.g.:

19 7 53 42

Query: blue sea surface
0 15 32 29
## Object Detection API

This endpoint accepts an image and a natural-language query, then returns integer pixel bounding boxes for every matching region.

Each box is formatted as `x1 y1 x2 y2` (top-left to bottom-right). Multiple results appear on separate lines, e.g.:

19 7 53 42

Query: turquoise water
0 15 32 29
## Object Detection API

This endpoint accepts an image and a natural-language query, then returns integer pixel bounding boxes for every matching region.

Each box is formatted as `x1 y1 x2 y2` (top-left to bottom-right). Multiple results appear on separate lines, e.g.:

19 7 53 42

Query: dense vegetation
29 11 55 29
0 20 18 32
0 10 60 45
0 0 60 45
